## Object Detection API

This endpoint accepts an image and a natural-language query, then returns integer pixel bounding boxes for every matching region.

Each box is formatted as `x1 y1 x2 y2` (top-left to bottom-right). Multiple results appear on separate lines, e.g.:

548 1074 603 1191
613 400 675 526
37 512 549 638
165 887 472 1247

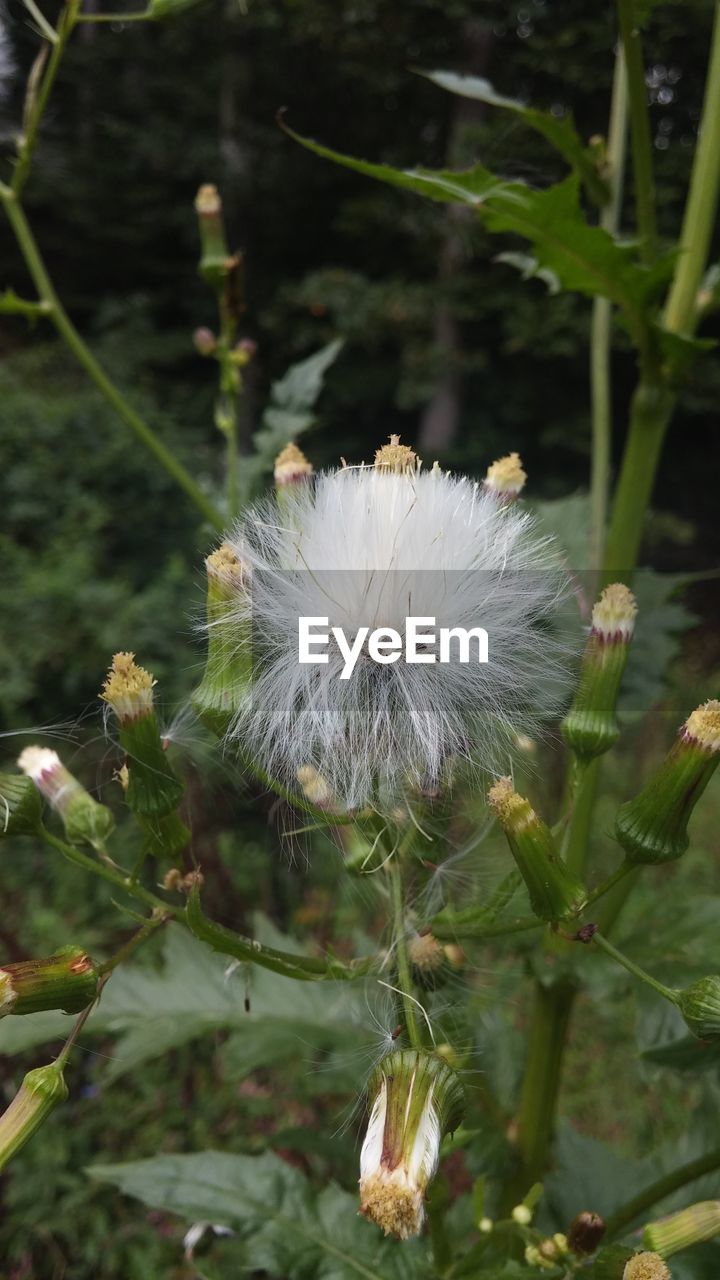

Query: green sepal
63 791 115 850
0 773 43 837
644 1200 720 1256
506 821 587 923
616 738 719 865
137 809 191 860
367 1049 465 1160
562 636 630 760
677 976 720 1042
0 1063 68 1173
0 946 99 1017
120 713 184 818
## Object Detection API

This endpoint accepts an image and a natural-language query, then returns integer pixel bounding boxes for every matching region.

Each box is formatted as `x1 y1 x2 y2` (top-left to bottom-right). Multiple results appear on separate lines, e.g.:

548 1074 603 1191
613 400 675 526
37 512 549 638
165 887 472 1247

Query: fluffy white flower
222 448 569 809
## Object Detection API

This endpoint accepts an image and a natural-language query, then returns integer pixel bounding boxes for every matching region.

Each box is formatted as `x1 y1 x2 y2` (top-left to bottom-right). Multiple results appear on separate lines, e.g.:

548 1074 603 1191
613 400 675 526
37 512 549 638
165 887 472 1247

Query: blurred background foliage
1 0 720 1276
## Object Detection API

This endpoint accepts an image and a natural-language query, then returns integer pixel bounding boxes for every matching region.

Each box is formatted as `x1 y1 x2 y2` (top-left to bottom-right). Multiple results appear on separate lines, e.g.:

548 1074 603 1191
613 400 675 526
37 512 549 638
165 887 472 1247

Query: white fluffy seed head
219 460 571 809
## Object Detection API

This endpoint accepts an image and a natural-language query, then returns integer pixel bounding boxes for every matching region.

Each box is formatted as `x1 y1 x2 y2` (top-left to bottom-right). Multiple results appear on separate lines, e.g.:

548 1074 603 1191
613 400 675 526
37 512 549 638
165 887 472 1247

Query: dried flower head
591 582 638 642
484 451 527 499
274 442 314 487
102 653 155 724
623 1253 670 1280
221 444 569 808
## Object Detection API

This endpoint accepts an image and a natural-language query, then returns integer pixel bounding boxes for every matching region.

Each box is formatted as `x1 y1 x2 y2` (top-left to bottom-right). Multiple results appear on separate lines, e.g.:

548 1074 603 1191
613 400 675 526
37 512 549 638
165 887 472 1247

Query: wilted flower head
220 439 569 808
359 1048 464 1239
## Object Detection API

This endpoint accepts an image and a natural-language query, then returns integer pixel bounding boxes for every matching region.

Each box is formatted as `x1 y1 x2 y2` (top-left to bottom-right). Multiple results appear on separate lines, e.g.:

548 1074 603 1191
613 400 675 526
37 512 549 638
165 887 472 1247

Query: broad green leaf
89 1150 428 1280
419 70 608 206
283 123 663 344
240 339 344 501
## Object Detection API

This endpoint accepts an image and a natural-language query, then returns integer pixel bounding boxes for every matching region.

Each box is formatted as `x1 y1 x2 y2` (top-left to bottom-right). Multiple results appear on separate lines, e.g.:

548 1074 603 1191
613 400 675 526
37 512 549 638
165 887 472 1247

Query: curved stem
616 0 657 263
590 47 628 570
40 827 183 918
592 931 678 1003
12 1 78 197
0 188 224 530
605 1145 720 1238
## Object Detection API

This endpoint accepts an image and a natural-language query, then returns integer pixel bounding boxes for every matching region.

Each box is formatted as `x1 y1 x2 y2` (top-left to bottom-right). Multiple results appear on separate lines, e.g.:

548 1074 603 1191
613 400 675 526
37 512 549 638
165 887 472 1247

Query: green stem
0 188 224 530
582 859 633 911
431 910 543 942
76 9 151 18
663 1 720 335
616 0 657 263
562 757 600 879
605 1145 720 1238
40 827 183 919
604 1 720 578
12 1 78 197
592 930 678 1003
590 48 628 571
388 857 422 1049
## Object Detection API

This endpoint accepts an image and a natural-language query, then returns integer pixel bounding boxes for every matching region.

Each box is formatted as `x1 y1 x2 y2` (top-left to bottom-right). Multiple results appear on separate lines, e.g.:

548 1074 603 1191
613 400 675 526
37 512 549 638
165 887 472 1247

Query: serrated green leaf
494 251 561 294
283 123 664 343
88 1151 428 1280
419 70 608 206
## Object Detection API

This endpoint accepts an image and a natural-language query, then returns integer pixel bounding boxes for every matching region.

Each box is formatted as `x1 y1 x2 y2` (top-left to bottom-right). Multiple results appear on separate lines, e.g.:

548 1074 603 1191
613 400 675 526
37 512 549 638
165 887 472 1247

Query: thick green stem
388 857 422 1049
593 931 678 1003
604 2 720 577
605 1145 720 1238
590 48 628 570
616 0 657 263
0 188 224 530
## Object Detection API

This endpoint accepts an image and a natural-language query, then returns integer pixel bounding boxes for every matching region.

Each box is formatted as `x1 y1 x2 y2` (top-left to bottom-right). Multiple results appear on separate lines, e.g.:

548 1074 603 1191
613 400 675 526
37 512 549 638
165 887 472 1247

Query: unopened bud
102 654 184 822
562 584 637 760
0 947 99 1018
359 1048 464 1239
644 1201 720 1257
407 932 448 990
0 1063 68 1172
568 1210 606 1254
191 545 252 737
488 777 587 921
194 184 230 291
274 442 314 488
484 451 527 501
616 700 720 864
0 772 43 838
193 326 217 356
17 747 114 850
512 1202 533 1225
623 1253 670 1280
676 975 720 1041
374 435 420 475
229 338 257 368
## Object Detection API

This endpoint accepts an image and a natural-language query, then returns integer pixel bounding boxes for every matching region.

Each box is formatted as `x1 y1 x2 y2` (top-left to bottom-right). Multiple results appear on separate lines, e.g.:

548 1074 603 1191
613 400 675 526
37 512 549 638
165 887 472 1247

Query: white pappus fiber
222 463 571 809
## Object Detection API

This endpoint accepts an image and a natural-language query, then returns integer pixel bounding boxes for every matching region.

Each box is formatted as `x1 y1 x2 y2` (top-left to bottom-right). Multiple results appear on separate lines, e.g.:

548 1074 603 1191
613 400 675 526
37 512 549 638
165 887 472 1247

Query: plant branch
388 856 423 1048
605 1145 720 1238
590 46 628 570
592 930 678 1003
616 0 657 263
0 194 224 530
12 1 78 197
39 827 184 919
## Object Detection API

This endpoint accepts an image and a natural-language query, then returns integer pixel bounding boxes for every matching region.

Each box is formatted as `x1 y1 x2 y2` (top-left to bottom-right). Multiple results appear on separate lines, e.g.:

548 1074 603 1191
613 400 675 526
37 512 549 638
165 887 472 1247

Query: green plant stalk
605 1146 720 1239
388 857 422 1049
0 193 223 531
590 46 628 570
604 0 720 577
592 930 678 1003
616 0 657 263
12 0 79 197
40 827 184 919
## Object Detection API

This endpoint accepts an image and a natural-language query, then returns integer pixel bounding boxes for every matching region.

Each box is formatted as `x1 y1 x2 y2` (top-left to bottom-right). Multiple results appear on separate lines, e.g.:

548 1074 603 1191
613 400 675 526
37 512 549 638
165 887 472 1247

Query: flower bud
407 932 449 990
568 1210 606 1255
676 975 720 1041
102 654 184 819
0 946 99 1017
359 1048 464 1239
191 547 252 737
274 442 314 489
616 700 720 864
374 435 421 475
488 778 587 921
194 184 231 291
0 772 43 838
0 1063 68 1172
484 451 527 501
17 747 114 850
623 1254 670 1280
229 338 257 368
193 326 217 357
562 584 637 760
644 1201 720 1257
